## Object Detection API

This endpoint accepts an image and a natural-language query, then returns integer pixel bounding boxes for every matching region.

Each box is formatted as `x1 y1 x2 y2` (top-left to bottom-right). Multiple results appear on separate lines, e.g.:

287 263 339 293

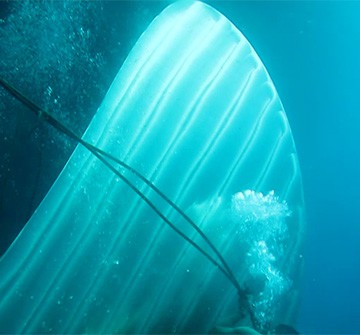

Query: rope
0 76 257 329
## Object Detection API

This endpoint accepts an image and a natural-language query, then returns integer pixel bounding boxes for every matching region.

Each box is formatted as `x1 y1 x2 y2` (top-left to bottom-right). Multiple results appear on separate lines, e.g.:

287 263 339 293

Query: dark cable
0 76 256 327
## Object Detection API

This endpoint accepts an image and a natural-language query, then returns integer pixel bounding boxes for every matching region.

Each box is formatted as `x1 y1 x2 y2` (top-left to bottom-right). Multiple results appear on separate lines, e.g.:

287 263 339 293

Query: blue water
212 2 360 333
217 3 360 334
0 1 359 334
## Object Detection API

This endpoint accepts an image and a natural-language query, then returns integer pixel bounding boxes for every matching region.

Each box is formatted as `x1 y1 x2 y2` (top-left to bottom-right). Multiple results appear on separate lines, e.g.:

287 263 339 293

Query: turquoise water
219 3 360 334
0 1 359 334
217 2 360 333
212 1 360 334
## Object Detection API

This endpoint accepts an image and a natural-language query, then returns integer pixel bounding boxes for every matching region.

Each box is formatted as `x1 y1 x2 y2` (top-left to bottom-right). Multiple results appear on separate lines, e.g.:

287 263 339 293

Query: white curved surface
0 1 305 333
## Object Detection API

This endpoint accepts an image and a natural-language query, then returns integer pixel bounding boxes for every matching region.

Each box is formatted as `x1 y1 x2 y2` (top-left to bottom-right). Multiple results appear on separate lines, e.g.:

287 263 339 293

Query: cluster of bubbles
231 190 291 329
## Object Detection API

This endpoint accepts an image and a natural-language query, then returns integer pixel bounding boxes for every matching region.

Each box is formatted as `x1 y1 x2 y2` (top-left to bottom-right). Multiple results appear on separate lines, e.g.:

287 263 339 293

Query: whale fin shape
0 1 304 334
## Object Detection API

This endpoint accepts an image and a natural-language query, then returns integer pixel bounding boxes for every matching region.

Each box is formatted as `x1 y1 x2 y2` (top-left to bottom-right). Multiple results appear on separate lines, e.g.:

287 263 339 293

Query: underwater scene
0 1 359 334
